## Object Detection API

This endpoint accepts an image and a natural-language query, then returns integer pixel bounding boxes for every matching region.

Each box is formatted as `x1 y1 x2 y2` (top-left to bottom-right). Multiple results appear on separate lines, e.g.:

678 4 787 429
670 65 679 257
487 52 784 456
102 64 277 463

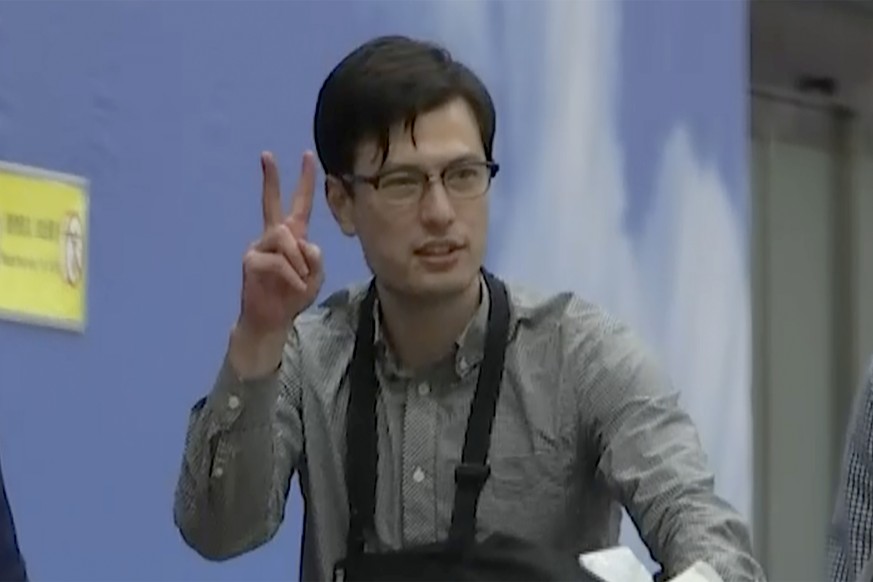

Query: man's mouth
415 242 461 256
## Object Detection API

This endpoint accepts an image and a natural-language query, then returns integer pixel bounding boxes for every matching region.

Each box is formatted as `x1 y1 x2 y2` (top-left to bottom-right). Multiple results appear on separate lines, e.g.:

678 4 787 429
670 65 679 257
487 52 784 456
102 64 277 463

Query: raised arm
173 151 324 560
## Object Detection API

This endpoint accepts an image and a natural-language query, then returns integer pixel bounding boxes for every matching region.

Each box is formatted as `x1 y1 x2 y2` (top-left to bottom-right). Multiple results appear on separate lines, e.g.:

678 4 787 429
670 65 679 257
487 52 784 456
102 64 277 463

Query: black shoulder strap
345 280 379 558
448 270 510 547
344 270 512 557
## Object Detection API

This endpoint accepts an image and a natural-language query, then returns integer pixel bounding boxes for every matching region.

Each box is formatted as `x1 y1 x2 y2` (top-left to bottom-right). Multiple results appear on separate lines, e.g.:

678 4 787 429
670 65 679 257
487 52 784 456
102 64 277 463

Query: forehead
354 98 485 173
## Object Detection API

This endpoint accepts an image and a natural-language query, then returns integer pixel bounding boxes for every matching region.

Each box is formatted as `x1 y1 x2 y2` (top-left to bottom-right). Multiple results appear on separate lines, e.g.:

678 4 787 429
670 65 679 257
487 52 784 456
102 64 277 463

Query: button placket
401 380 437 543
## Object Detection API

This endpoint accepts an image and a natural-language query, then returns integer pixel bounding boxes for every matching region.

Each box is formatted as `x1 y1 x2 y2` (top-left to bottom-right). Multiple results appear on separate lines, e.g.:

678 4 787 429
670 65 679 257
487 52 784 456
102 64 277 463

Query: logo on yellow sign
0 161 88 331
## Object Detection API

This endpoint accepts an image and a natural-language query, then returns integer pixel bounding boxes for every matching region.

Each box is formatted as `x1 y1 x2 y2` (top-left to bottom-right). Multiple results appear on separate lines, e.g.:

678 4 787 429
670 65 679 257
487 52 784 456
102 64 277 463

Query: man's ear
325 176 356 237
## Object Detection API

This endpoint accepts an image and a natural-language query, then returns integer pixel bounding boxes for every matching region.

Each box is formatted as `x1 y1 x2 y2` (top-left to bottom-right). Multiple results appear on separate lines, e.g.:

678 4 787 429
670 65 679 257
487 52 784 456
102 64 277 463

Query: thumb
301 241 323 273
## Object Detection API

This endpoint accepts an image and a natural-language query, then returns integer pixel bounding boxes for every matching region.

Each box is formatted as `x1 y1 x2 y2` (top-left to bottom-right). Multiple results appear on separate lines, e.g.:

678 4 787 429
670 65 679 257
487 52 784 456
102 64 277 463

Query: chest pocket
476 451 570 543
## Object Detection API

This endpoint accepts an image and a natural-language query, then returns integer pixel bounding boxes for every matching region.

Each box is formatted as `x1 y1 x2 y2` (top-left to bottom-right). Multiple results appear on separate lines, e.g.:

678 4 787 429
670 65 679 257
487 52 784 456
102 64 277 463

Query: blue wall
0 1 749 579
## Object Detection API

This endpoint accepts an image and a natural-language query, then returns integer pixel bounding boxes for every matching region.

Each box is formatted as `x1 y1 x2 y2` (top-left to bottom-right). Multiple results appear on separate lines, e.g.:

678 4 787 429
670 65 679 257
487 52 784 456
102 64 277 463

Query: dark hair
313 35 496 177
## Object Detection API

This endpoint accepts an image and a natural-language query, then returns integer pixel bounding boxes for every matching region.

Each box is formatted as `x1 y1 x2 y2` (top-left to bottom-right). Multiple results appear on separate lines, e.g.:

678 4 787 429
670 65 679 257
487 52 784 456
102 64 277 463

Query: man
173 35 765 581
827 356 873 582
0 455 27 581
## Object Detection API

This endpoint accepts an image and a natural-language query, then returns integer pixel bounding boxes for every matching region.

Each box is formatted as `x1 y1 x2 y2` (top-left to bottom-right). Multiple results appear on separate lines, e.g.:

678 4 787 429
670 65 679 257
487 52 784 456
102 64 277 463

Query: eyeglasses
342 160 499 205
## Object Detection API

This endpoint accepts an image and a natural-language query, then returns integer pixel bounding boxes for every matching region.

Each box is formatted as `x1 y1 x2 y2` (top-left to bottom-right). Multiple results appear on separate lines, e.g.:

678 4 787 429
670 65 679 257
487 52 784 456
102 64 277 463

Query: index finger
289 151 317 230
261 151 283 230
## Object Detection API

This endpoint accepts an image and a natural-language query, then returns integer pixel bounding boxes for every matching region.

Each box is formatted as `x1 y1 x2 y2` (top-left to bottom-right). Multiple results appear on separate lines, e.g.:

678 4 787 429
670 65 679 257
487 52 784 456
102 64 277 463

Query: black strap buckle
450 462 493 547
454 462 491 488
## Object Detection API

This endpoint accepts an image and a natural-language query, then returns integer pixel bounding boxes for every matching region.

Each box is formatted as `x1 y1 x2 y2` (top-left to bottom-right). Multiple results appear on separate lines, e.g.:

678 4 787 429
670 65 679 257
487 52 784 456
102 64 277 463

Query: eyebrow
378 154 484 174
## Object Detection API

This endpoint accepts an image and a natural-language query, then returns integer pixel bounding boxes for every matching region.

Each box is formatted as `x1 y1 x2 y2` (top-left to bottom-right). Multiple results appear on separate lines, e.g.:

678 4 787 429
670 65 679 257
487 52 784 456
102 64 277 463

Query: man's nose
419 178 456 228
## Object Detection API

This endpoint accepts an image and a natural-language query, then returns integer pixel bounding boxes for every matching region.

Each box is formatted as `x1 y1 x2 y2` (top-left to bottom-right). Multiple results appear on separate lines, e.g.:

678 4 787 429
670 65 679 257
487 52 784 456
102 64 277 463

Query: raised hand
236 151 324 345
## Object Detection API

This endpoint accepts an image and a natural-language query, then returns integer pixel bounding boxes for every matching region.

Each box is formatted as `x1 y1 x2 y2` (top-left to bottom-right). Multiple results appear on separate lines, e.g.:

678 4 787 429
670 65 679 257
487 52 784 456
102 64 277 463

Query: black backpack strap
448 270 511 547
343 270 512 559
345 280 379 559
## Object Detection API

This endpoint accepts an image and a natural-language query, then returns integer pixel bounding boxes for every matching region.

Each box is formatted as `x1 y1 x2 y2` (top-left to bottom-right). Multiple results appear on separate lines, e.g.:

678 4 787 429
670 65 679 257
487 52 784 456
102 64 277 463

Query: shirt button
413 467 425 483
228 395 240 410
212 466 224 478
417 383 430 397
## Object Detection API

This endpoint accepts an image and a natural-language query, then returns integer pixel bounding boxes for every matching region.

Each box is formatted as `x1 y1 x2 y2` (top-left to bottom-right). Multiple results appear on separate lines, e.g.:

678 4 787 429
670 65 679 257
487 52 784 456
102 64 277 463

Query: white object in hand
667 561 725 582
578 546 653 582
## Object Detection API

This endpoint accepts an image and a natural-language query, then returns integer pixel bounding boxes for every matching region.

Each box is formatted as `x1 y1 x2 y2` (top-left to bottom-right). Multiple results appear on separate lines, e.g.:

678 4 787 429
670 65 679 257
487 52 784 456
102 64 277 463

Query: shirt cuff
204 352 281 436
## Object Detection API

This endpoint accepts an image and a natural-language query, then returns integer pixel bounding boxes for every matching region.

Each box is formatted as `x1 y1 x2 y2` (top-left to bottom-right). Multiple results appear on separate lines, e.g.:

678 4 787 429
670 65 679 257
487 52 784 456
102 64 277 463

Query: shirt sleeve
826 357 873 582
0 456 27 582
573 316 766 581
173 328 305 561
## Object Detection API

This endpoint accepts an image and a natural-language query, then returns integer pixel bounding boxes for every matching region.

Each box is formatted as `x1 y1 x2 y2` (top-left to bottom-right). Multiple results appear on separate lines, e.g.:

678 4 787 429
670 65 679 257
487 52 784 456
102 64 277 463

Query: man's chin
407 266 480 299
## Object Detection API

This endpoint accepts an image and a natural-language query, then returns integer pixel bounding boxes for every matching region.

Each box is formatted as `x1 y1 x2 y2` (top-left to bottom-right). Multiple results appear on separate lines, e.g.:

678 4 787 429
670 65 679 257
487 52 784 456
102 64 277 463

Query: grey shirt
826 356 873 582
173 278 765 581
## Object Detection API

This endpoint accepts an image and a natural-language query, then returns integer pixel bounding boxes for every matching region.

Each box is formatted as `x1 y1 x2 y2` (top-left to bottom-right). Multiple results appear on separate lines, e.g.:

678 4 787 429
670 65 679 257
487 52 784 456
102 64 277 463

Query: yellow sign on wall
0 161 88 332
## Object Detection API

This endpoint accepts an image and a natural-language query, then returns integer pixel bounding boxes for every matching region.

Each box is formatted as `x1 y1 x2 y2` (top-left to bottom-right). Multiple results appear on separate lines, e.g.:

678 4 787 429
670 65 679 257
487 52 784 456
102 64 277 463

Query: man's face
330 98 491 302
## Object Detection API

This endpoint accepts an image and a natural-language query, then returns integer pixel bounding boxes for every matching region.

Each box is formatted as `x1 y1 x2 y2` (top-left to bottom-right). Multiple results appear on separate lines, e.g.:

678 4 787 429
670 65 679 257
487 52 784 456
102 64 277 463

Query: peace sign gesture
236 151 324 352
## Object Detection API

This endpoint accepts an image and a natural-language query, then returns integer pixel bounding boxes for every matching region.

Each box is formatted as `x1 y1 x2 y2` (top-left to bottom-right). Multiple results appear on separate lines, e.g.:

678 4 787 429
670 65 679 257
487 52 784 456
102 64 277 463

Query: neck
377 276 482 372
